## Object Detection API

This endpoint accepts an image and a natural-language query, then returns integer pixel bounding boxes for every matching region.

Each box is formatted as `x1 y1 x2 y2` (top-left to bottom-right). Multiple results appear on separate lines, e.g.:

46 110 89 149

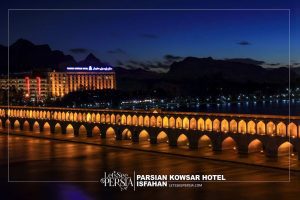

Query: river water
1 134 300 200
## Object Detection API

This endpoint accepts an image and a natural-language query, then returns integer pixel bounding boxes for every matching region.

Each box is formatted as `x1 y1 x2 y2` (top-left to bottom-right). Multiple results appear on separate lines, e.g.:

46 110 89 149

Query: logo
100 171 133 191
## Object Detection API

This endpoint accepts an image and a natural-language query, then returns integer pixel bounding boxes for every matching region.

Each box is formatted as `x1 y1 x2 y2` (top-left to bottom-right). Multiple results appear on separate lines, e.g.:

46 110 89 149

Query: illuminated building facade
49 66 116 97
0 75 49 101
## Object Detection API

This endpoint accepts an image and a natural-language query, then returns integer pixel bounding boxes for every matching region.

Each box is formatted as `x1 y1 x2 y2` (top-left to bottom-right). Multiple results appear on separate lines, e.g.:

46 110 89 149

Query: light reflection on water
1 134 300 199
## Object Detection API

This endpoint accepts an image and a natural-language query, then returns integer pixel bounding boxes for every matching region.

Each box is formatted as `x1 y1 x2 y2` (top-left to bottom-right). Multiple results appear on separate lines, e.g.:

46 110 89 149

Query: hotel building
48 66 116 98
0 75 49 101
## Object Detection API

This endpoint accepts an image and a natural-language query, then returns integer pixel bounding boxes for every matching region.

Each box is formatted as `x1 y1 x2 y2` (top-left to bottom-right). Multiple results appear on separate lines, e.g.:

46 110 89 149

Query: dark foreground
1 134 300 200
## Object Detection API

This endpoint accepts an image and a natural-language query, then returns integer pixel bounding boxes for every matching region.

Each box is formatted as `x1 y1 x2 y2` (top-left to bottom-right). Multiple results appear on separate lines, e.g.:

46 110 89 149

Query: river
1 134 300 199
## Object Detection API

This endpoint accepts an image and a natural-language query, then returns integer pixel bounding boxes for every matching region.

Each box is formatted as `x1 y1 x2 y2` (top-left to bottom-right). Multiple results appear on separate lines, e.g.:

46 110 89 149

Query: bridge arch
144 116 150 127
277 122 286 136
288 123 297 137
23 120 30 131
177 133 189 147
156 116 162 128
106 114 111 124
87 113 92 122
106 127 116 139
100 114 105 123
139 130 150 142
55 123 62 134
111 114 116 124
127 115 132 125
157 131 168 143
197 118 204 131
176 117 182 129
122 128 131 140
238 120 246 134
190 118 196 130
116 114 121 124
278 142 293 156
229 120 237 133
66 124 74 135
257 121 265 135
13 120 20 130
247 120 256 134
121 114 126 125
205 118 212 131
221 119 229 133
150 116 156 127
163 116 169 128
183 117 189 129
79 125 87 136
266 121 276 135
248 139 263 153
138 116 143 126
198 135 212 148
213 119 220 132
33 121 40 133
222 137 236 150
92 126 100 136
96 113 101 123
169 117 175 128
43 122 51 134
132 115 138 126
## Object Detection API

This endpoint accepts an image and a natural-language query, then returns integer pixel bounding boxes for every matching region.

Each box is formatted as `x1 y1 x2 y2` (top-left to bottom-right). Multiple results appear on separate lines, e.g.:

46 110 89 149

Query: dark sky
1 0 299 71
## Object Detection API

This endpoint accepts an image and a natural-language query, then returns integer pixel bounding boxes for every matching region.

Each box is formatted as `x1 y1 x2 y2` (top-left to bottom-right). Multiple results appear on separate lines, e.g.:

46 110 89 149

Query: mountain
77 53 104 66
166 57 292 83
1 39 76 73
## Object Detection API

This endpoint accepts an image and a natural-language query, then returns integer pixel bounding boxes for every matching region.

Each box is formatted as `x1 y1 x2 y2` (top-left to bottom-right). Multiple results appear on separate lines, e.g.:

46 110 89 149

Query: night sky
1 0 299 71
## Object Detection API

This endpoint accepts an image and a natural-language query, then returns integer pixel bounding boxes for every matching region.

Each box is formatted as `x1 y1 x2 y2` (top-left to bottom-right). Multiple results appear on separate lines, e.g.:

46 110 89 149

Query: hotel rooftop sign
66 66 113 71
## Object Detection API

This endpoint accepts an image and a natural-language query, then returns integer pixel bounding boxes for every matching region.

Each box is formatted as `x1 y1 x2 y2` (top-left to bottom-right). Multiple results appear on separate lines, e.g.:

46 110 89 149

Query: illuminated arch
139 130 150 142
23 120 30 131
190 118 196 130
66 124 74 135
230 120 237 133
247 120 256 134
127 115 132 125
277 122 286 136
53 111 57 120
278 142 293 156
163 117 169 128
221 119 229 133
96 113 101 123
55 123 62 134
33 121 40 133
169 117 175 128
121 115 126 125
110 114 116 124
144 116 150 127
79 125 87 136
132 115 138 126
257 121 265 135
183 117 189 129
205 118 212 131
198 135 212 148
57 112 62 120
106 127 116 139
122 128 131 140
197 118 205 131
91 113 96 122
212 119 220 132
176 117 182 129
150 116 156 127
156 116 162 128
116 114 121 124
266 122 276 135
65 112 69 121
138 116 143 126
238 120 246 134
82 113 87 122
248 139 263 153
62 112 66 120
101 114 105 123
43 122 51 134
106 114 111 123
13 120 20 130
222 137 236 150
92 126 101 136
78 113 83 121
87 113 92 123
288 123 297 137
177 134 189 146
157 131 168 143
46 111 51 119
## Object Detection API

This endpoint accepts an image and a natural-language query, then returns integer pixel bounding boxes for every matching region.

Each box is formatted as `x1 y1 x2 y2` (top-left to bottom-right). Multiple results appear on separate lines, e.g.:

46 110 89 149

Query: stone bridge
0 106 299 159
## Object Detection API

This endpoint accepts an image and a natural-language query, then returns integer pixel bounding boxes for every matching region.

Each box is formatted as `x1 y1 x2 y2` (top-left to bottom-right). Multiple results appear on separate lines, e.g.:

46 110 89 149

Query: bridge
0 106 299 160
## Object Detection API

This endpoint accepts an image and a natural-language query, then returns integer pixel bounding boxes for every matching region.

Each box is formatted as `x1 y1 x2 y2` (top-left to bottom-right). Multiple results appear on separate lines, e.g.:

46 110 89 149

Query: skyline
4 8 298 71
